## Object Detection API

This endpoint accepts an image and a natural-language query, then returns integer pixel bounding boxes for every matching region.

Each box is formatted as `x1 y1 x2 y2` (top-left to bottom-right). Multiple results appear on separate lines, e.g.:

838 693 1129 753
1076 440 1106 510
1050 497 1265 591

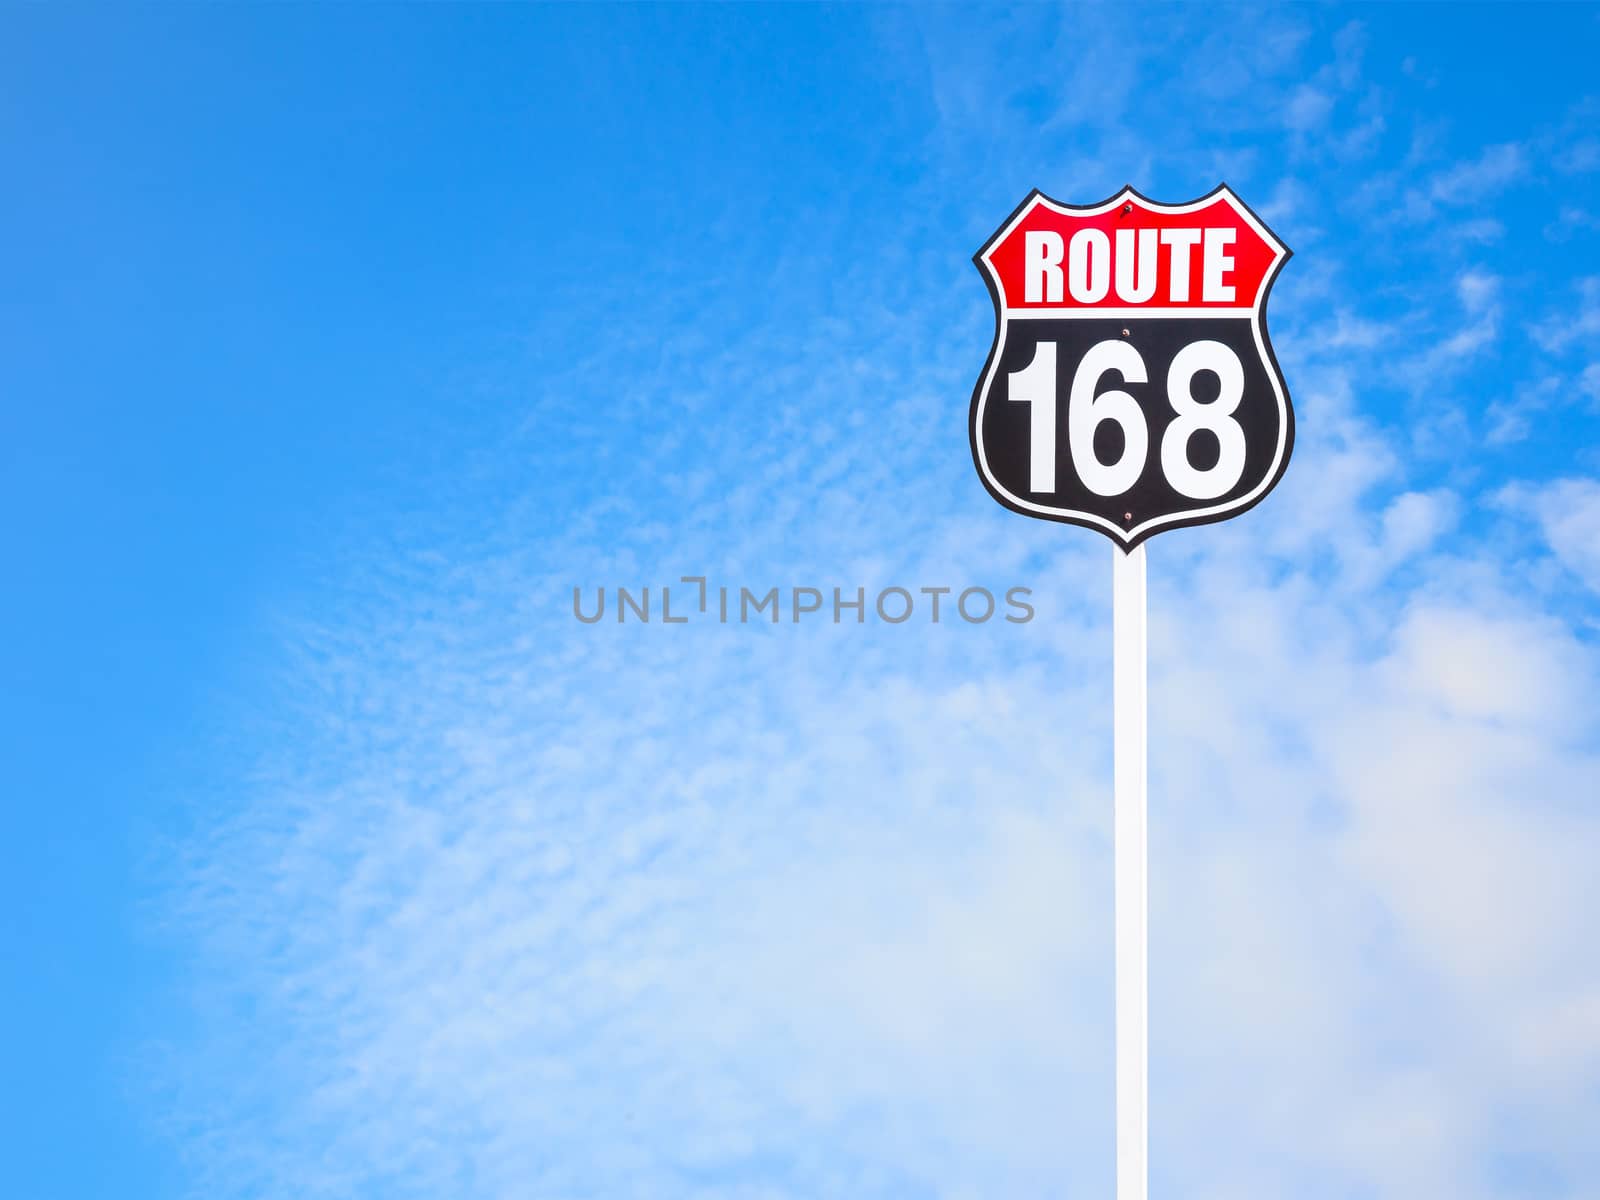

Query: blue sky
4 4 1600 1197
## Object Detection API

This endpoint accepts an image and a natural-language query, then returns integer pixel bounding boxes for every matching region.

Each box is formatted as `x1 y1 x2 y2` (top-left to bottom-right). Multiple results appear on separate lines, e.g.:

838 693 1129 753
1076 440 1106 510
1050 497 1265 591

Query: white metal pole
1113 542 1148 1200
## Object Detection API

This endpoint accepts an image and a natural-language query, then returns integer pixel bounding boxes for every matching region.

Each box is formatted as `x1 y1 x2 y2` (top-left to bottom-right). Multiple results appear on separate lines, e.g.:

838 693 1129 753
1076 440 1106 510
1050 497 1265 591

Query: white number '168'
1007 338 1247 500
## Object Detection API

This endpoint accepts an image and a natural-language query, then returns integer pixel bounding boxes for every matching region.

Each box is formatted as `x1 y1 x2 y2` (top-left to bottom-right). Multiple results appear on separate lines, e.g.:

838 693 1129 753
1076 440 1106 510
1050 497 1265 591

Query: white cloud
1543 206 1599 243
148 18 1600 1200
155 280 1600 1200
1556 137 1600 174
1285 84 1335 133
1515 477 1600 593
1393 270 1501 398
1257 176 1311 228
1532 277 1600 354
1486 374 1564 445
1582 363 1600 405
1457 268 1499 314
1429 142 1527 205
1447 217 1505 245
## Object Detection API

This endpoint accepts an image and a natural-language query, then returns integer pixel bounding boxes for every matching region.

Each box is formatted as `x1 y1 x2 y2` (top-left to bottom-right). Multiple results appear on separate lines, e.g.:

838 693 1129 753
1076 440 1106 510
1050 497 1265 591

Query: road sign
969 185 1293 548
966 185 1294 1200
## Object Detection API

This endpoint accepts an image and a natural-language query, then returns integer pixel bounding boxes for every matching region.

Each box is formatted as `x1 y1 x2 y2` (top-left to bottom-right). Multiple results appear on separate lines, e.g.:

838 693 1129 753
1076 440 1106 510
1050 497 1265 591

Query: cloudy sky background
5 5 1600 1198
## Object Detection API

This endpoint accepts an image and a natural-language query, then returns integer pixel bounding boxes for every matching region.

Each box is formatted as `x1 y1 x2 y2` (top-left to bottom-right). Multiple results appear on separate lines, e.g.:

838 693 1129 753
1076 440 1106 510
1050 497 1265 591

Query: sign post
967 185 1293 1196
1113 541 1147 1200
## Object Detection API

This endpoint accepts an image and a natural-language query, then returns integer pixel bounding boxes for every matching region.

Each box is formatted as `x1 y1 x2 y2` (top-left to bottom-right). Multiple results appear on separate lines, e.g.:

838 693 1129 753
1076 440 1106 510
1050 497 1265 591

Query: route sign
969 185 1293 548
966 185 1295 1200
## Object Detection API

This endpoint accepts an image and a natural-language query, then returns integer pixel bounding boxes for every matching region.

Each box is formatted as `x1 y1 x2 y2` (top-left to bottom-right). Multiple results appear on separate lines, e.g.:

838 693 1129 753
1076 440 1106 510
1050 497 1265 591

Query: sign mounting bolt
1121 202 1132 215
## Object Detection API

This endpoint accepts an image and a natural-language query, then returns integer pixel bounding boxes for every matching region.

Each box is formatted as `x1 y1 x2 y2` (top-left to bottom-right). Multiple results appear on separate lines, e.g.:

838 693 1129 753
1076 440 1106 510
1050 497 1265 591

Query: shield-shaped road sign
969 185 1293 548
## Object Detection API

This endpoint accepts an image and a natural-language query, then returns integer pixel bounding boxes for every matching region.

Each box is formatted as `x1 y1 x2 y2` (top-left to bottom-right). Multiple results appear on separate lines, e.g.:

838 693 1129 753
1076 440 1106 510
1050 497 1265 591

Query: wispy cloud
1544 206 1600 242
1285 84 1335 133
152 14 1600 1200
1504 477 1600 595
1532 276 1600 354
1429 142 1528 205
163 371 1600 1199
